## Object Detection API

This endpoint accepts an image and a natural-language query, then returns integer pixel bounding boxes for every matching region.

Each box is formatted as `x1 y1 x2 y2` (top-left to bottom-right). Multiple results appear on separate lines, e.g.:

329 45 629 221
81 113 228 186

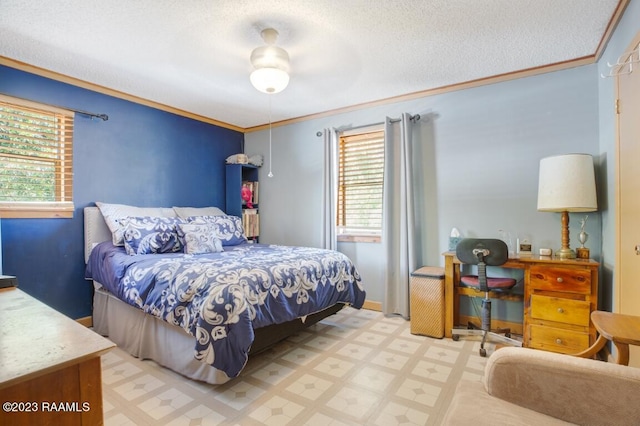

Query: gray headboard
84 206 111 263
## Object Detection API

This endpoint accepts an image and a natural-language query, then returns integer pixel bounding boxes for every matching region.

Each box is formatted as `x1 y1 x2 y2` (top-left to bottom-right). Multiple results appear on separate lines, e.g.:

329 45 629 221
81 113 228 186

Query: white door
617 38 640 367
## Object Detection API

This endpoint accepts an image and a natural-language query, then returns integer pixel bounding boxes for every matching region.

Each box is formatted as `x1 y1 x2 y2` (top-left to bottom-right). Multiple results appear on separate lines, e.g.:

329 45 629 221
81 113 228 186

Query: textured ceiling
0 0 623 130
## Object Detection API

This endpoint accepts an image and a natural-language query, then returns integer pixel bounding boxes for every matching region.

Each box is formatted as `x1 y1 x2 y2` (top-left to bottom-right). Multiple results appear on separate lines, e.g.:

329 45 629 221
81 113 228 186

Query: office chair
451 238 522 356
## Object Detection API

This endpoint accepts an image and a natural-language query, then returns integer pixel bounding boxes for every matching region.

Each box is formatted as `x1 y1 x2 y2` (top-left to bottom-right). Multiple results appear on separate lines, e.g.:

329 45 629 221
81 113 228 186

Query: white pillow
173 206 225 219
176 222 224 255
96 202 176 246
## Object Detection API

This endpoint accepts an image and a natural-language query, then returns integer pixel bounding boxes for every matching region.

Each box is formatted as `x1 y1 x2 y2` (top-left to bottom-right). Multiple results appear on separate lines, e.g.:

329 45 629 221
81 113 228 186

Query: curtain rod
315 113 420 137
0 92 109 121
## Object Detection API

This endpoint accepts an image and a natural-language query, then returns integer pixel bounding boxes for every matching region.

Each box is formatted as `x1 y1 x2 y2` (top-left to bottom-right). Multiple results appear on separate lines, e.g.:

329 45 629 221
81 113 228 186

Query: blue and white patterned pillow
176 223 224 255
187 215 247 246
122 216 186 255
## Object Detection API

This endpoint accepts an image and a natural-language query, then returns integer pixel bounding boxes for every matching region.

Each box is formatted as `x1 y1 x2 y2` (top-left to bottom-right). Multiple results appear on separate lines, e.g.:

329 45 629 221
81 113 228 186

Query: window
0 95 74 218
337 127 384 242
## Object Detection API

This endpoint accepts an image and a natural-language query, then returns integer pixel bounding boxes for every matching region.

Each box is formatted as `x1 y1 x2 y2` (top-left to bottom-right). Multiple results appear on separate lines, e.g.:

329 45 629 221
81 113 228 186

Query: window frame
336 125 385 243
0 94 75 219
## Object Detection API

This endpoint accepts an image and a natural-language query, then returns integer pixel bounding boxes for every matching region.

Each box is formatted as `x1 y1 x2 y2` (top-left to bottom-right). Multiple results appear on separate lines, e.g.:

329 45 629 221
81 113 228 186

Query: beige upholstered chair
442 347 640 425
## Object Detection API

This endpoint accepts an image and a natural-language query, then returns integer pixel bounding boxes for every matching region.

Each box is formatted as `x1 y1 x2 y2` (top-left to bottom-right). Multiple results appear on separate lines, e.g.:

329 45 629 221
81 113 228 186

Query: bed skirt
93 282 345 384
93 283 232 384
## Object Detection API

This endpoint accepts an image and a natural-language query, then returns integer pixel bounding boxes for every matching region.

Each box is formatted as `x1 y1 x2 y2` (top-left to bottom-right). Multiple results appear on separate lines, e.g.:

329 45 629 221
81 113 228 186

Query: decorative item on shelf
248 154 263 167
242 208 259 240
576 215 590 259
539 248 552 257
241 184 253 209
517 234 533 256
537 154 598 259
226 154 248 164
448 227 462 251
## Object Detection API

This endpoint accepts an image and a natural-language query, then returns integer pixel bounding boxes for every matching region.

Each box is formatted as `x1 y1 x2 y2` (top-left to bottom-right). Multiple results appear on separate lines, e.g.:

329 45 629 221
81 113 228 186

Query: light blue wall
247 0 640 308
247 0 640 309
245 63 602 306
597 0 640 311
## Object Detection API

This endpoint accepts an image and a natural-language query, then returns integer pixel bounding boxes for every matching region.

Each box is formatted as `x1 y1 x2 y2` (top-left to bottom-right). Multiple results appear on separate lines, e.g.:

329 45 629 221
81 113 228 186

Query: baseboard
362 300 382 311
76 316 93 328
458 315 523 336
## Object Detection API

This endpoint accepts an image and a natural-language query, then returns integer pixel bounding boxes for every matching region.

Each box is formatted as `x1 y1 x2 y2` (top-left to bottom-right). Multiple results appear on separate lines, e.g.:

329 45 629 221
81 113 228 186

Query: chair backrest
455 238 509 266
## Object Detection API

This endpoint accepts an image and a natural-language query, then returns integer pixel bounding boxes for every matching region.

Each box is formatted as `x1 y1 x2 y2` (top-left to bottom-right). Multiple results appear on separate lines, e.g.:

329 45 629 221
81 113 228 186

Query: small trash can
410 266 445 338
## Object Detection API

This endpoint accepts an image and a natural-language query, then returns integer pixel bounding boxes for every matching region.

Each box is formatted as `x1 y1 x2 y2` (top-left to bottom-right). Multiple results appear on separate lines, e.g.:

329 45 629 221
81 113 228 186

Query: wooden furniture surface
443 252 599 354
574 311 640 365
0 288 115 425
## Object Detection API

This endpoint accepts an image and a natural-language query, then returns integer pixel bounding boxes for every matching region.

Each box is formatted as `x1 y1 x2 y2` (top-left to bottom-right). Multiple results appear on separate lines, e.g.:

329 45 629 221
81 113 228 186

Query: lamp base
555 247 576 259
554 210 576 259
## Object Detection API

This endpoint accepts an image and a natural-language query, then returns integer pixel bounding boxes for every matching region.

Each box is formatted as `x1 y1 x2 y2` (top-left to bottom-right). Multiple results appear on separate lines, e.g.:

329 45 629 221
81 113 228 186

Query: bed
84 205 366 384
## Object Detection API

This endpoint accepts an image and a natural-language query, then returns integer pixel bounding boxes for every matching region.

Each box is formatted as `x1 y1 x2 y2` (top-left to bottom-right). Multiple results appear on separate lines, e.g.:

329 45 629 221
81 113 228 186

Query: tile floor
102 307 493 425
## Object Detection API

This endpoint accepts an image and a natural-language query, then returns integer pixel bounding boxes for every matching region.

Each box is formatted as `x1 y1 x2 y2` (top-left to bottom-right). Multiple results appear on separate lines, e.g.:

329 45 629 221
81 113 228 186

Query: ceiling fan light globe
250 68 289 94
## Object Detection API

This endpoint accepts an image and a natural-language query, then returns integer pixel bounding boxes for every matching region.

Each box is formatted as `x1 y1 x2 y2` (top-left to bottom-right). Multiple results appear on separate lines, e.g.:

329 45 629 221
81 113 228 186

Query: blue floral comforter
85 242 366 377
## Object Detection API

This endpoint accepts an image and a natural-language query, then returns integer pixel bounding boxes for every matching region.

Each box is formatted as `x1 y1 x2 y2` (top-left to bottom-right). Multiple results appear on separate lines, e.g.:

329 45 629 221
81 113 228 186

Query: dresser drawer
530 294 590 326
529 265 591 294
529 324 589 353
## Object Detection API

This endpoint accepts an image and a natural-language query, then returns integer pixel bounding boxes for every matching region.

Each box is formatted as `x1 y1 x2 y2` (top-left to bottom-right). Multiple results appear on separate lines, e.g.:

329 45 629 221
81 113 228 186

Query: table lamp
537 154 597 259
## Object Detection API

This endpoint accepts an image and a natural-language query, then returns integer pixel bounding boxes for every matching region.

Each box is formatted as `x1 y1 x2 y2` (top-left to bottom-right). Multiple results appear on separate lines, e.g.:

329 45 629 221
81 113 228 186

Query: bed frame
84 206 344 383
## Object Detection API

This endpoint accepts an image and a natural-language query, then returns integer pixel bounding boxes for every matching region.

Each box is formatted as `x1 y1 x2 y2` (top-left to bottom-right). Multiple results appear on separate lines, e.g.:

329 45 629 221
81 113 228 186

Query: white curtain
382 114 417 318
321 128 339 251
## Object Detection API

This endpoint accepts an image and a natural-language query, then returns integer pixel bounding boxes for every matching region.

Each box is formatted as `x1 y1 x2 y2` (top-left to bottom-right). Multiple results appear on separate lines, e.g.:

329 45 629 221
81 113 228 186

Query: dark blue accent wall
0 65 244 318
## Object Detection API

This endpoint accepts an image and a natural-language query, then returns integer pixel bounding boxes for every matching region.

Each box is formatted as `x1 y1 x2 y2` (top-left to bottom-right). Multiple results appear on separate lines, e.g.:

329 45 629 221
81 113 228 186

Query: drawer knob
556 338 563 345
557 308 564 314
557 277 564 283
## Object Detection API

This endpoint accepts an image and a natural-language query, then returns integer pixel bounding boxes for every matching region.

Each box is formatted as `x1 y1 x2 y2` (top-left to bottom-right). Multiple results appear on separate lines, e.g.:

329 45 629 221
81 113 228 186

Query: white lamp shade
537 154 597 212
250 67 290 94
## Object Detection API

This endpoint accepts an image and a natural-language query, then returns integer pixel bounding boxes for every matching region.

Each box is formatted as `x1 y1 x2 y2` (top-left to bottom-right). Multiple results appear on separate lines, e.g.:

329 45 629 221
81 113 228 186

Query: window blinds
0 95 74 206
337 130 384 234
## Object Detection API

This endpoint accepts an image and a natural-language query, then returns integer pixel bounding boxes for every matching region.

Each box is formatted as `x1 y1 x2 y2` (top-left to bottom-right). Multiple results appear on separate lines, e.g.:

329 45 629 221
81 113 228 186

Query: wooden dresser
0 288 115 425
525 260 599 354
444 253 599 354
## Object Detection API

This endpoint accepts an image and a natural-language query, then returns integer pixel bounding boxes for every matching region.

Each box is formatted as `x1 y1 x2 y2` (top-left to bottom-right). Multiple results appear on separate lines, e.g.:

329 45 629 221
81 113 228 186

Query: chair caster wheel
452 334 460 341
479 348 487 357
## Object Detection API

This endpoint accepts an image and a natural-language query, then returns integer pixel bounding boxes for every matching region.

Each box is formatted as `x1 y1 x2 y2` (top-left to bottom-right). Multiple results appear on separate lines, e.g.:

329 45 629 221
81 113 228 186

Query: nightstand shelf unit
225 164 260 241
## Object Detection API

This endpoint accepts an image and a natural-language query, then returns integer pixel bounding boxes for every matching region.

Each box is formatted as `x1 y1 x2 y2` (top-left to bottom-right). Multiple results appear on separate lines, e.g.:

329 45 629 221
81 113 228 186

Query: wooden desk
444 252 599 354
0 288 115 425
574 311 640 365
